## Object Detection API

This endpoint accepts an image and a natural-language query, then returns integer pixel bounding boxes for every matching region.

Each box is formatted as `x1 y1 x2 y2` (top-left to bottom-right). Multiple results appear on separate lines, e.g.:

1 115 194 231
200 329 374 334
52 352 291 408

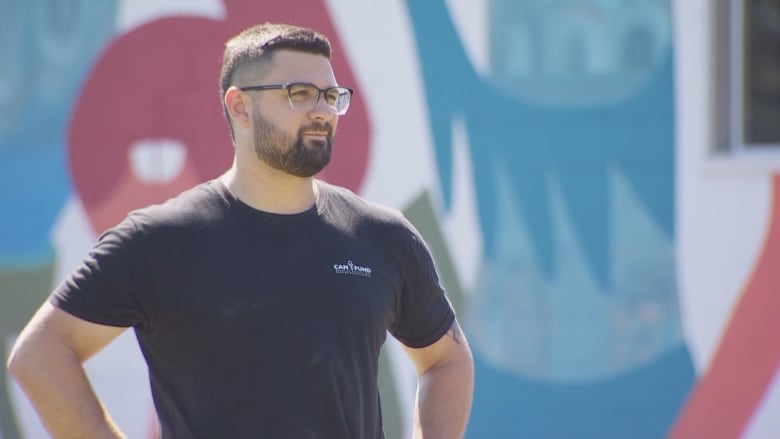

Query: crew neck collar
211 178 329 221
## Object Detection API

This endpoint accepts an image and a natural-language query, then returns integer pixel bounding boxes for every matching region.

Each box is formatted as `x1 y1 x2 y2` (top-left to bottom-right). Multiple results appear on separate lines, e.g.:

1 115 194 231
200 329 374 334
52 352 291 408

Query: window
714 0 780 153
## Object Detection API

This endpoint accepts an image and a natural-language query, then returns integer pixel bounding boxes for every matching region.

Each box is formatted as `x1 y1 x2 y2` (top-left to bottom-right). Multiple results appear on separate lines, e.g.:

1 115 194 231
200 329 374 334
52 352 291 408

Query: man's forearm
413 351 474 439
8 339 125 438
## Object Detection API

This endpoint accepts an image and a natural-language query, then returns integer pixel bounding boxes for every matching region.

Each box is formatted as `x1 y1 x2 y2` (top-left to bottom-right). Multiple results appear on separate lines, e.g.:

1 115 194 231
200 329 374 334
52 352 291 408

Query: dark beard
252 113 333 177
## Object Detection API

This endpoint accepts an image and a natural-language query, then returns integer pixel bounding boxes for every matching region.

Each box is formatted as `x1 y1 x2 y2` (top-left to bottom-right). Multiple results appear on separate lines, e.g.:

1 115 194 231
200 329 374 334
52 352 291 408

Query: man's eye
325 92 340 103
290 87 316 99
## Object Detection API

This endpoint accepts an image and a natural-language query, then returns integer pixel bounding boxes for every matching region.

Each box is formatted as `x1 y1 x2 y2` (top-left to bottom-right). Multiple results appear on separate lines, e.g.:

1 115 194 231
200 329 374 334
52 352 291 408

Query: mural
0 2 119 438
405 1 692 437
2 0 779 438
70 0 369 236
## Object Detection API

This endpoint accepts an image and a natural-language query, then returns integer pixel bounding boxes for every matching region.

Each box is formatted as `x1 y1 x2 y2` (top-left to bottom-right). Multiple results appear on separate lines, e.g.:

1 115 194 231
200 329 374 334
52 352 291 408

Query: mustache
298 122 334 137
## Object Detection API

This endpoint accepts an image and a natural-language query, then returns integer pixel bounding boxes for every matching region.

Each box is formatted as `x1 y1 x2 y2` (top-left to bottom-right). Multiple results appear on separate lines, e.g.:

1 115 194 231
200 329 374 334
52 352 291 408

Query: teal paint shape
403 1 692 437
0 1 118 265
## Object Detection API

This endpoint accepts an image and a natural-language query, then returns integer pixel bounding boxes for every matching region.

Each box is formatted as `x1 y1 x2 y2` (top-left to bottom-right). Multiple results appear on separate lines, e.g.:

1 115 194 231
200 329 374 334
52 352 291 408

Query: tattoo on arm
447 320 462 345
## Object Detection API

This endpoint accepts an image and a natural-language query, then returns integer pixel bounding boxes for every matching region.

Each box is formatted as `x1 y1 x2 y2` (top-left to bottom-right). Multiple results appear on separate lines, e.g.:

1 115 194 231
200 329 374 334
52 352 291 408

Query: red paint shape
669 174 780 439
70 1 370 234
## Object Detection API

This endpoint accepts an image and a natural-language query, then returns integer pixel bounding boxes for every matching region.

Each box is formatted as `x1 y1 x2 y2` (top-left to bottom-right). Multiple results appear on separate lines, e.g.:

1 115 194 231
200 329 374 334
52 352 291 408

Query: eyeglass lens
288 84 351 114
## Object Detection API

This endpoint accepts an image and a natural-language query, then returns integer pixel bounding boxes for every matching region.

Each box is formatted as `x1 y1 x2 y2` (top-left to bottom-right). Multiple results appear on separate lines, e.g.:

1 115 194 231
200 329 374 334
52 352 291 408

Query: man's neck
219 163 318 214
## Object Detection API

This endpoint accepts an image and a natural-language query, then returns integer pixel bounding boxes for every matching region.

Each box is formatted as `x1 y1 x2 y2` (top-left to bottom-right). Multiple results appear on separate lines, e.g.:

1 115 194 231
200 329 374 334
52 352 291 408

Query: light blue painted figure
405 1 694 437
0 0 117 266
0 2 117 437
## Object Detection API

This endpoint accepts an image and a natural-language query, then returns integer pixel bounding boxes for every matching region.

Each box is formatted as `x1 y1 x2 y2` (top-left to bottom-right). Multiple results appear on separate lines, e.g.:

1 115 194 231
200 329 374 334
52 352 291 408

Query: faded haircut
219 23 332 136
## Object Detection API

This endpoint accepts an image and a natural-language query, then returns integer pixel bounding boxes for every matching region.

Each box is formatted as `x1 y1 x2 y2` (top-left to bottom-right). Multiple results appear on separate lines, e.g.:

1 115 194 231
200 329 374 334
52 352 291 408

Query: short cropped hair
220 23 332 131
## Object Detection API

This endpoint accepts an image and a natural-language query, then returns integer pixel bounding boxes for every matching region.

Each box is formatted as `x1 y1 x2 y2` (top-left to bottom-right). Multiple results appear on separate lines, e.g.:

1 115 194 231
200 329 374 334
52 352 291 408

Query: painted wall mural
1 0 778 438
405 1 691 437
0 2 119 438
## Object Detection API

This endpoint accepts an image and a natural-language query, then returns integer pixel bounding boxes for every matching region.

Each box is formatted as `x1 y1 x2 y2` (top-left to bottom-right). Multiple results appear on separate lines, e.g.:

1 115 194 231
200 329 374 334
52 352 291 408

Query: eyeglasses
239 82 354 115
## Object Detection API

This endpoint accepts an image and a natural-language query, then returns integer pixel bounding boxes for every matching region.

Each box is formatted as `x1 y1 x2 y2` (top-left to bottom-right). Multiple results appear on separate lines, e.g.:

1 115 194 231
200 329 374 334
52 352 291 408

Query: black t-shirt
51 179 455 439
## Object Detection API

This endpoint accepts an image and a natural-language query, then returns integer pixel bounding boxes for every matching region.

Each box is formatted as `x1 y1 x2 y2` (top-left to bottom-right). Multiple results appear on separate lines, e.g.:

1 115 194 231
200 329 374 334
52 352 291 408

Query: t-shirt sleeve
389 223 455 348
49 215 155 331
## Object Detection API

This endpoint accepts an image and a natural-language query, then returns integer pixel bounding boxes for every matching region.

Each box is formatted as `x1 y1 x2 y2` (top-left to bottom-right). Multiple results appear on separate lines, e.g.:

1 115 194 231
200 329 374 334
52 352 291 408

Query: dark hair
220 23 332 134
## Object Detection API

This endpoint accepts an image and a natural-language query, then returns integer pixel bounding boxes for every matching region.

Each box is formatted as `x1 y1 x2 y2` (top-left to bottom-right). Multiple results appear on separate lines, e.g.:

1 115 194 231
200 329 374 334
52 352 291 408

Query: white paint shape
445 0 489 76
442 115 483 294
129 139 188 184
116 0 226 33
52 195 98 282
326 0 439 208
673 0 771 373
674 0 780 436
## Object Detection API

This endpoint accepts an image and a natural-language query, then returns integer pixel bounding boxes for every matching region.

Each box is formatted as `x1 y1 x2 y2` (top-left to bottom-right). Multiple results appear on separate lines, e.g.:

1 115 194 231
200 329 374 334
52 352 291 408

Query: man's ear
225 86 251 129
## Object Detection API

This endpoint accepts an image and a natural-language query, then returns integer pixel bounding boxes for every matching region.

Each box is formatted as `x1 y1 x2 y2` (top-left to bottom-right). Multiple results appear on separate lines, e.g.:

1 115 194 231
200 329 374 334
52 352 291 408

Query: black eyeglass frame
238 82 354 115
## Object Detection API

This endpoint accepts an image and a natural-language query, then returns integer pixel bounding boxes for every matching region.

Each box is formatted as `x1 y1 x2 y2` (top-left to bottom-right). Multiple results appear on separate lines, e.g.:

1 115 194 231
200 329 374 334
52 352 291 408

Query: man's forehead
241 50 335 84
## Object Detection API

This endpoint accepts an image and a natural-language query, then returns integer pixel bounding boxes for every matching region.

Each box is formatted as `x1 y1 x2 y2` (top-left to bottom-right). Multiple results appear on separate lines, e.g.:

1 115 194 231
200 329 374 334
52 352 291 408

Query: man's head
221 23 348 177
220 23 332 110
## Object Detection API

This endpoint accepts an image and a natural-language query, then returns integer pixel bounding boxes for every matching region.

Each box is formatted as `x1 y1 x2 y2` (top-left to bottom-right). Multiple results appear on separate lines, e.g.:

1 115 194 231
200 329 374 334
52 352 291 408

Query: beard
251 112 334 177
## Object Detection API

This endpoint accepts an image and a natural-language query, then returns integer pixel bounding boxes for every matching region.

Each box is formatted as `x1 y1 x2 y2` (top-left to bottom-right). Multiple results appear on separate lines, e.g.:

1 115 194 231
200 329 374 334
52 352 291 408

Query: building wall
1 1 777 438
673 1 780 438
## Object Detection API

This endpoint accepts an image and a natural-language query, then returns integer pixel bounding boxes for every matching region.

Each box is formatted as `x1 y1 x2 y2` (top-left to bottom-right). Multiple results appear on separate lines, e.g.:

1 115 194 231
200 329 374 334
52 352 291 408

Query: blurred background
1 0 779 438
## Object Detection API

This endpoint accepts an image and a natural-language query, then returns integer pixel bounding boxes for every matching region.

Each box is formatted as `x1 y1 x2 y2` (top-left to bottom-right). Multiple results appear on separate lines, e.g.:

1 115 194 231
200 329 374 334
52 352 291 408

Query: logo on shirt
333 260 372 278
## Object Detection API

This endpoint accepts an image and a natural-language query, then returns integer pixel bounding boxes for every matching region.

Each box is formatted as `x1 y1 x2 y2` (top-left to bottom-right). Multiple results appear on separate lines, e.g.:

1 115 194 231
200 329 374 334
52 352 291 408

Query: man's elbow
6 333 64 384
6 349 15 378
7 338 34 383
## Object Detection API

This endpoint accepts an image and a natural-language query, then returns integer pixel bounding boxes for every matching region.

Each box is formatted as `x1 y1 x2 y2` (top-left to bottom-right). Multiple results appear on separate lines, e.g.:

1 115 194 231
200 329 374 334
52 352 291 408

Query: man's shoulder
125 180 226 231
317 181 422 247
319 180 406 225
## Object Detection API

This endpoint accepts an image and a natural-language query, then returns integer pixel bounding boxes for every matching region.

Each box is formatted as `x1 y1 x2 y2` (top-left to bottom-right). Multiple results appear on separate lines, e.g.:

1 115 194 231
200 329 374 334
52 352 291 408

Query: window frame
714 0 780 156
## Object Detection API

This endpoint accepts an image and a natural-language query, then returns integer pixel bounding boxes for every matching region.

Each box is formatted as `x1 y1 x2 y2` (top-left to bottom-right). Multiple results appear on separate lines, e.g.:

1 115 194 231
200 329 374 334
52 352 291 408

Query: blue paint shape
0 1 118 265
403 1 694 436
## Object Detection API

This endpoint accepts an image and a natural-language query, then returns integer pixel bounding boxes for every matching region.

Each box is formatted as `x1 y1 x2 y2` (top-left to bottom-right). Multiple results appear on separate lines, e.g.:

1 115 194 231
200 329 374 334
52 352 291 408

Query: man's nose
309 95 337 119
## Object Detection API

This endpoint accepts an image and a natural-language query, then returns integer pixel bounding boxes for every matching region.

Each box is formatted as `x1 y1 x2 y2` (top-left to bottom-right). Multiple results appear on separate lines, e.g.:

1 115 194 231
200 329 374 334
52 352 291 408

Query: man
7 22 474 438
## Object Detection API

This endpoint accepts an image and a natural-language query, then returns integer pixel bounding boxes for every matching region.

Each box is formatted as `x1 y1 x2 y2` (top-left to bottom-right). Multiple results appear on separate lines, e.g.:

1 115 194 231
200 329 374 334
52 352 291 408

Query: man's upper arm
13 302 127 364
401 318 472 375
